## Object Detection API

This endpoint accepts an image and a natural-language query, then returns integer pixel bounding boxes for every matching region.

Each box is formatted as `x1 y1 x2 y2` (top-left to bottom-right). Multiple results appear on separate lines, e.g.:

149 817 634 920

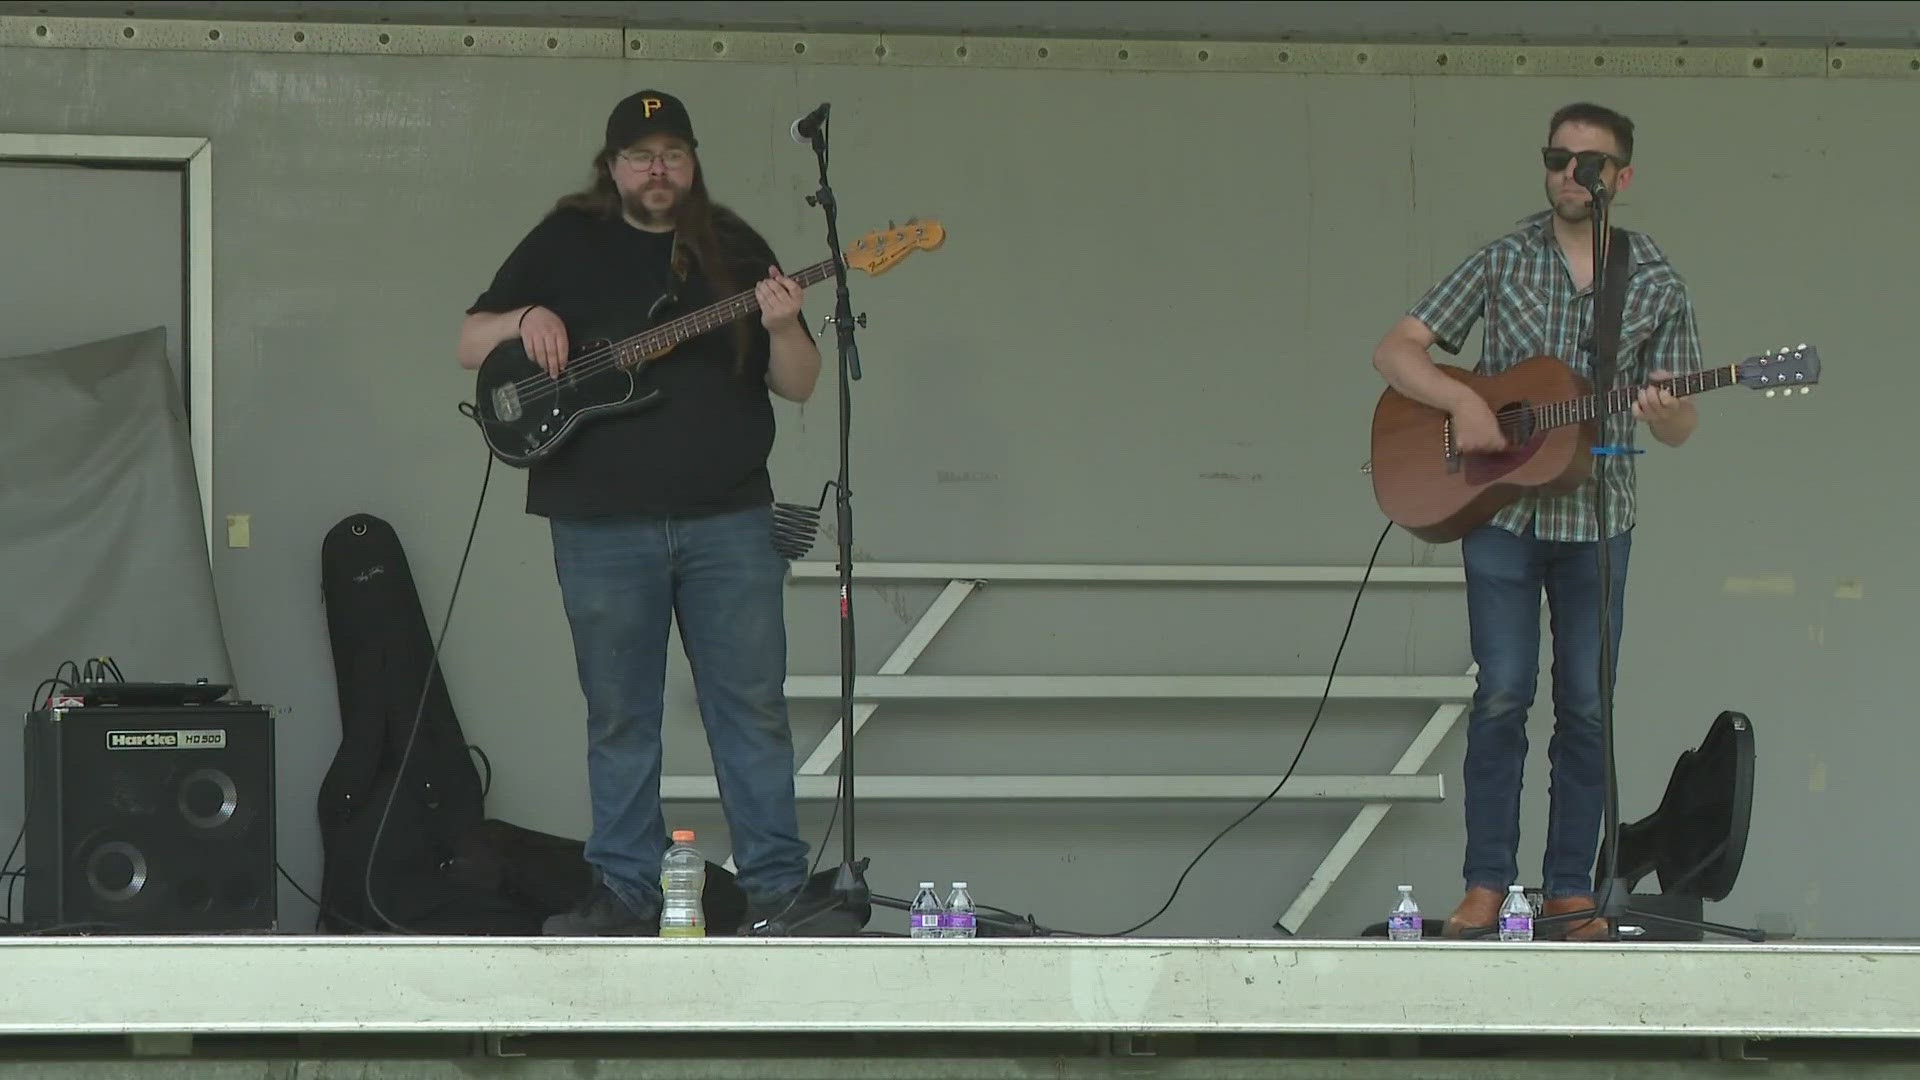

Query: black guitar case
315 512 752 935
316 512 539 933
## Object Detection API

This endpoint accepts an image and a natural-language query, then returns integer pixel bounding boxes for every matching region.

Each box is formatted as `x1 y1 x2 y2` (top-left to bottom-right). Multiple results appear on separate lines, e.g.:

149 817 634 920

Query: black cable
1045 519 1398 939
846 519 1398 941
358 453 493 933
4 659 88 927
277 861 380 933
0 828 22 923
2 868 23 925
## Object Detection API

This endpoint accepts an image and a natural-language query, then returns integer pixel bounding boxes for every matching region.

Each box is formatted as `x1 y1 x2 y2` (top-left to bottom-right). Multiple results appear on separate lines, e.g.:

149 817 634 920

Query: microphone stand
755 107 1047 940
1526 168 1763 944
752 105 873 937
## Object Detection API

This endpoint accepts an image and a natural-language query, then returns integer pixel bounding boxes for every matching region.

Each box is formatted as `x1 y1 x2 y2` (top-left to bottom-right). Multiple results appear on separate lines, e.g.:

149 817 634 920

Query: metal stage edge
0 934 1916 1041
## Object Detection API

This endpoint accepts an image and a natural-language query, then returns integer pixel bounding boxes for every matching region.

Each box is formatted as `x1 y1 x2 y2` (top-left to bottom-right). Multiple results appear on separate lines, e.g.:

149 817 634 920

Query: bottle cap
1397 884 1412 891
952 882 967 889
672 829 695 842
1508 884 1524 891
920 882 935 889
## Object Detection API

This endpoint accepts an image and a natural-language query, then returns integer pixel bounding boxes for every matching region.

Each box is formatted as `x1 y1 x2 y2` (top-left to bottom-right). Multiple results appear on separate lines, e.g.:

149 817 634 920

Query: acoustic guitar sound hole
1496 401 1535 444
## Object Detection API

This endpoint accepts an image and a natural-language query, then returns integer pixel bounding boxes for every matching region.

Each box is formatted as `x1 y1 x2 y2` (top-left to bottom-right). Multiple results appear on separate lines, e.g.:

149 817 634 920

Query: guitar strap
668 231 693 286
1588 225 1633 388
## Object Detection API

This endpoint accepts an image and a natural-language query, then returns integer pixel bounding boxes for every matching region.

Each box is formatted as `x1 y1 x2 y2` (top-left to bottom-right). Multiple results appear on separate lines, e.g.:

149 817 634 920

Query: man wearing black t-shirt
456 89 820 935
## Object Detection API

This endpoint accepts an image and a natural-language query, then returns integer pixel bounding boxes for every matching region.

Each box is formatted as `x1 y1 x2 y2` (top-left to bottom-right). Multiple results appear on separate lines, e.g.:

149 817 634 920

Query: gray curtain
0 324 234 756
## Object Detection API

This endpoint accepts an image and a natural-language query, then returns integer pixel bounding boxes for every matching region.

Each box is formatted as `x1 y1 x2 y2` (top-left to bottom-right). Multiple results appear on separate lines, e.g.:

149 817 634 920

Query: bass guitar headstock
844 218 946 276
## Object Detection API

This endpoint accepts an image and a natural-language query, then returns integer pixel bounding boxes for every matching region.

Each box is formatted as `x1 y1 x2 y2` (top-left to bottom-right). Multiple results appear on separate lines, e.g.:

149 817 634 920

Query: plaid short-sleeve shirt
1408 211 1704 542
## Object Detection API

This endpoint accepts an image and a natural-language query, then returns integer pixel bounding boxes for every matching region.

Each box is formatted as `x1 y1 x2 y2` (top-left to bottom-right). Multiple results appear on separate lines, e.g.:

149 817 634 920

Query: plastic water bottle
659 829 705 937
1387 885 1423 942
909 882 943 939
1498 884 1534 942
941 882 976 939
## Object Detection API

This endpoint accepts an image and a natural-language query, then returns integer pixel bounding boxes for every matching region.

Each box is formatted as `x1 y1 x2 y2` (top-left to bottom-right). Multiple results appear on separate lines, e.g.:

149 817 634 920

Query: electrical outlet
226 513 251 548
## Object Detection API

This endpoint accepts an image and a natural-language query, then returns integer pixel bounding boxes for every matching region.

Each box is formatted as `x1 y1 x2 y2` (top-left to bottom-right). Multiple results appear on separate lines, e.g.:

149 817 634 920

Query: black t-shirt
466 204 793 519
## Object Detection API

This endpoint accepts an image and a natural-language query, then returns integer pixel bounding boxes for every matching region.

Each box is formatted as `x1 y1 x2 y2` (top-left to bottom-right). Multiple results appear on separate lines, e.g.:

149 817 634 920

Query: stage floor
1 933 1917 1042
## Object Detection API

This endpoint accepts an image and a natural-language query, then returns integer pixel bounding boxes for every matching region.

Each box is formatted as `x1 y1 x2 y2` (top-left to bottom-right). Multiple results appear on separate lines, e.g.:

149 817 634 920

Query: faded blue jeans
1460 522 1630 900
548 504 810 917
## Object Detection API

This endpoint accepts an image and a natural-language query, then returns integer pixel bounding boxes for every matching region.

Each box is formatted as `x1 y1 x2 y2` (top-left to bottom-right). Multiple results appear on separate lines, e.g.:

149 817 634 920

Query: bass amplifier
22 703 277 933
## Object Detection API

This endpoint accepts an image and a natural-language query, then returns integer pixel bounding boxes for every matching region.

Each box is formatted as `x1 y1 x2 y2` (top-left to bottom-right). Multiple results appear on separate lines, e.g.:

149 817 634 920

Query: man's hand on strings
757 266 805 331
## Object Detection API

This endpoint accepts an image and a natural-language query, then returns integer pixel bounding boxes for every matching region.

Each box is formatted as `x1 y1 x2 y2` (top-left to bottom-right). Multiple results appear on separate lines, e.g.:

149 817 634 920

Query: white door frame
0 133 215 559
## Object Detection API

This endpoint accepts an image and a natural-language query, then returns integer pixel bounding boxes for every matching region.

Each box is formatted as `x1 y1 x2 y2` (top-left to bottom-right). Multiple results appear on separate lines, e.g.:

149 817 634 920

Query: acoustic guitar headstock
1739 343 1820 398
844 218 946 276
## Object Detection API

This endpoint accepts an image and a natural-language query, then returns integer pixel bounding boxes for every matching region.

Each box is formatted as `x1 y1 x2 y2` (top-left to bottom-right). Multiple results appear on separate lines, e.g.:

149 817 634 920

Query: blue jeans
1460 522 1630 899
548 504 810 916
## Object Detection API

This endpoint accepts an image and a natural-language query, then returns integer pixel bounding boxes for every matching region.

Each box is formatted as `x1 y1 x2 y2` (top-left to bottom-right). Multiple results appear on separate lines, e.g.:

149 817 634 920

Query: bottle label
911 914 940 931
1502 915 1531 933
1388 914 1421 932
941 913 976 931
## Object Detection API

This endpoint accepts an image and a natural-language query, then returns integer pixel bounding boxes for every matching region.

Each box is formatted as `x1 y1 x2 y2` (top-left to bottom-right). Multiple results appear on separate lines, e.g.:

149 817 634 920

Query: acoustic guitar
462 218 945 468
1366 345 1820 543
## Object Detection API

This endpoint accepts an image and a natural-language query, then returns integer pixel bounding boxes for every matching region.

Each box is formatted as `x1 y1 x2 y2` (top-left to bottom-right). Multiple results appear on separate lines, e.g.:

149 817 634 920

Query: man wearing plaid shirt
1371 103 1703 941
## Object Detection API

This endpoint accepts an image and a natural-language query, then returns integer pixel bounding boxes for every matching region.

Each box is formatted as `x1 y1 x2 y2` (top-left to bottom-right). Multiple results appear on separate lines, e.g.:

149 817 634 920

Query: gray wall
0 30 1896 939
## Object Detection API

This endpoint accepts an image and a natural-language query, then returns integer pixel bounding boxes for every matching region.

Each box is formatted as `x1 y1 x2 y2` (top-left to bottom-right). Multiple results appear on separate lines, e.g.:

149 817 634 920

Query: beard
1546 181 1593 224
621 180 686 227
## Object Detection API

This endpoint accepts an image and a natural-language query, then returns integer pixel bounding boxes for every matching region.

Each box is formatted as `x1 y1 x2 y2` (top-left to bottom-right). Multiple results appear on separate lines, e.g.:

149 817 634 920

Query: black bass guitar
461 218 946 468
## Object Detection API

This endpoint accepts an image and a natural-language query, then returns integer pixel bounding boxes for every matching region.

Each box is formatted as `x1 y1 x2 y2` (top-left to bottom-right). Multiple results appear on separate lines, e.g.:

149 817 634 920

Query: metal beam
662 774 1443 802
1274 664 1478 935
799 578 976 776
0 16 619 57
784 674 1476 702
6 16 1900 78
787 561 1462 585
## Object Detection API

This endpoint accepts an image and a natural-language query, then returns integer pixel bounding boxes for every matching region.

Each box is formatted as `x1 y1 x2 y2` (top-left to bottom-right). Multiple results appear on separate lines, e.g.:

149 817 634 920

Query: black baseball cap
605 89 697 151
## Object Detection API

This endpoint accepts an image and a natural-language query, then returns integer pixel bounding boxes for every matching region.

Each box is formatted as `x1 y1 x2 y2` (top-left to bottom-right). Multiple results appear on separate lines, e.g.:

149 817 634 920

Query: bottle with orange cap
660 829 706 937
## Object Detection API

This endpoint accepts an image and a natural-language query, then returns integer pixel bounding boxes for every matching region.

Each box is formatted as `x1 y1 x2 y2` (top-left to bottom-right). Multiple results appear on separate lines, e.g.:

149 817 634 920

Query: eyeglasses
1541 147 1625 173
615 148 692 169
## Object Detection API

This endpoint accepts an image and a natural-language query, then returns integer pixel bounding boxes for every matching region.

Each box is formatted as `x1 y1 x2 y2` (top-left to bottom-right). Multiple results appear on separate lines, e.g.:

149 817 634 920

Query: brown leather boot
1442 886 1503 938
1543 896 1611 941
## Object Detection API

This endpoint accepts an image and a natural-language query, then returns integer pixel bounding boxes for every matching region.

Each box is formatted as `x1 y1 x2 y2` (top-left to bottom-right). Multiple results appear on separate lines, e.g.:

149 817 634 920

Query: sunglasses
1541 147 1625 173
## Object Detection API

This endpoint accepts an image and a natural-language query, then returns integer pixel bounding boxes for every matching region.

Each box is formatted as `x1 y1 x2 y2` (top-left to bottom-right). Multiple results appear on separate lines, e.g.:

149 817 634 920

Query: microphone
1573 153 1608 196
788 102 830 145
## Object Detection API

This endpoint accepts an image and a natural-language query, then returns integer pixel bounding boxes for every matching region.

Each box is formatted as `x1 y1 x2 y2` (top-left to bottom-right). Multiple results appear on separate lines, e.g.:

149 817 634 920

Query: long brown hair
554 149 756 370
